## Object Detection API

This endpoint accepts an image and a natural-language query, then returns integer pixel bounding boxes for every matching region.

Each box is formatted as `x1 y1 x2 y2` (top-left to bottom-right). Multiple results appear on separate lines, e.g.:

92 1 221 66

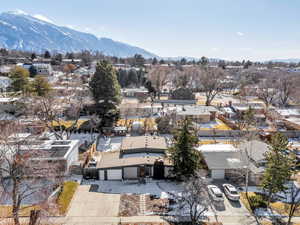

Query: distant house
62 59 82 64
0 65 13 74
231 103 265 115
154 99 197 107
0 76 12 91
33 63 53 75
122 88 148 98
97 136 173 180
22 63 53 76
176 105 218 123
276 108 300 119
0 97 20 112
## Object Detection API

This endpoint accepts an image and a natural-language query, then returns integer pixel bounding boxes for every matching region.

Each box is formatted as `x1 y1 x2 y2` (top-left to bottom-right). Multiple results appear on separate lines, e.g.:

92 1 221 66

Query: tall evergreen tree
152 57 158 65
89 60 121 105
261 133 293 207
89 61 121 129
44 50 51 59
31 75 52 97
127 69 138 87
168 119 203 180
31 53 36 61
117 69 128 88
29 65 37 77
9 66 29 93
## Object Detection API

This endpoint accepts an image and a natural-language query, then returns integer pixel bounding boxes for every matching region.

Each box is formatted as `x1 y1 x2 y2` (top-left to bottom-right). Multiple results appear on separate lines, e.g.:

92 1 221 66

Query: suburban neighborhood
1 1 300 225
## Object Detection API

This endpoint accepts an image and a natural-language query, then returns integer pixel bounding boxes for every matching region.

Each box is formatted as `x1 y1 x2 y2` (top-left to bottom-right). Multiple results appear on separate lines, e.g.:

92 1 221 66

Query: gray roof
154 99 197 105
198 144 244 169
200 146 244 169
177 106 218 116
239 140 269 162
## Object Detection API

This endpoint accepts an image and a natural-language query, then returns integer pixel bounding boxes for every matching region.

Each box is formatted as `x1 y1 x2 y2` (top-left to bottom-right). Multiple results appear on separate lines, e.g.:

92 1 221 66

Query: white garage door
99 170 105 180
107 169 122 180
211 169 225 179
123 167 138 179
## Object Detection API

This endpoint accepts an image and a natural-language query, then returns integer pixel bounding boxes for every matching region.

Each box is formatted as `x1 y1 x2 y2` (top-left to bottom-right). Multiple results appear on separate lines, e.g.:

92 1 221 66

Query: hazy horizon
1 0 300 61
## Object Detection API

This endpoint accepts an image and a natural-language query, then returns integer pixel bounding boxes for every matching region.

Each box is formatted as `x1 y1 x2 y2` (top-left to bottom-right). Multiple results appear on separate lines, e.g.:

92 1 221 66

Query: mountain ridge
0 11 157 58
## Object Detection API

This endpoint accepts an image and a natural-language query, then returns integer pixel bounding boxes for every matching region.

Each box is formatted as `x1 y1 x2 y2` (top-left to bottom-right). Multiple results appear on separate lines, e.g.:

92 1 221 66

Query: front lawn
0 205 41 217
56 181 78 215
270 201 300 217
241 191 300 219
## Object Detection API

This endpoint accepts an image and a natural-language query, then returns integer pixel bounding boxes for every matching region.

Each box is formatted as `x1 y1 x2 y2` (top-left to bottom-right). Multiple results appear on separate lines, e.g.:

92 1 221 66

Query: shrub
57 181 78 215
249 194 267 210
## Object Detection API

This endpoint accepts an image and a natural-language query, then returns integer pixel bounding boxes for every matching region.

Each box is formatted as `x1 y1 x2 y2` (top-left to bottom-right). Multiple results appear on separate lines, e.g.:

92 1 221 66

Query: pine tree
29 65 37 77
168 118 203 180
9 66 29 92
44 50 51 59
261 133 293 207
89 60 121 105
127 69 138 87
117 69 128 88
31 53 36 61
89 61 121 128
32 75 52 97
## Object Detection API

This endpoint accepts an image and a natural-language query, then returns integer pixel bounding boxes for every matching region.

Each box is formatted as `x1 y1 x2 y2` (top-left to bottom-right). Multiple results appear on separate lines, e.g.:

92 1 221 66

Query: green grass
56 181 78 215
0 205 41 217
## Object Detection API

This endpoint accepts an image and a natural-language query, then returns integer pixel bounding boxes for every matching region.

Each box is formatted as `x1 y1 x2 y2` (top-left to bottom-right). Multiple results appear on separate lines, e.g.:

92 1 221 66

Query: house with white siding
97 136 173 180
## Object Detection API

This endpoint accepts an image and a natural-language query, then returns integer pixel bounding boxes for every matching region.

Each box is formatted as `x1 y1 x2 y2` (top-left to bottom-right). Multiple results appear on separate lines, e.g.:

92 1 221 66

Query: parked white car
222 184 240 201
208 185 224 202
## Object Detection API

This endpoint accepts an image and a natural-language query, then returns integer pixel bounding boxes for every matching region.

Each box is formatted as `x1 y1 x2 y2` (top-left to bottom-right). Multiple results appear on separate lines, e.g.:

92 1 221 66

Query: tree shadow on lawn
227 199 242 208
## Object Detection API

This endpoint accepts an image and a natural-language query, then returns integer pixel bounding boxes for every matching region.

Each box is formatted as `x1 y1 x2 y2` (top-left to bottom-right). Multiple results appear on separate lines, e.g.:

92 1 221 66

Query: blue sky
1 0 300 60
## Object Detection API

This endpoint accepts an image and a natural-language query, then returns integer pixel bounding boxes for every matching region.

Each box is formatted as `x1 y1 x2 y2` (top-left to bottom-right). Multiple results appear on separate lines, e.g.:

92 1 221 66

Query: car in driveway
222 184 240 201
208 185 224 202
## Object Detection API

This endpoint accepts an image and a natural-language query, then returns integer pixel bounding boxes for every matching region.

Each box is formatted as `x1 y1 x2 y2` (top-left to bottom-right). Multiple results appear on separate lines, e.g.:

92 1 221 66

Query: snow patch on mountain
0 11 157 58
33 14 54 24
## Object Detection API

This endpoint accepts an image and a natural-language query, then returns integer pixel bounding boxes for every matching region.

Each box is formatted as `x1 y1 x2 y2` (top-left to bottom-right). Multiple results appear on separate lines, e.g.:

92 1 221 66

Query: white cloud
236 32 244 36
33 14 54 24
211 47 219 52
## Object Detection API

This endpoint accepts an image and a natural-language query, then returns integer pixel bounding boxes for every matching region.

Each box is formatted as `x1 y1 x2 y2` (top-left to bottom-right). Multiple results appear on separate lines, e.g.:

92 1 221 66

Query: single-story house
197 144 243 179
176 105 218 123
154 99 197 107
198 140 270 184
1 135 79 177
239 140 270 184
97 136 173 180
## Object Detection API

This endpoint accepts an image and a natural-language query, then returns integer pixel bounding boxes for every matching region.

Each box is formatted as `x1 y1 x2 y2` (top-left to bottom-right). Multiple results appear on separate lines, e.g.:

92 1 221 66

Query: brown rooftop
97 150 172 169
121 136 167 151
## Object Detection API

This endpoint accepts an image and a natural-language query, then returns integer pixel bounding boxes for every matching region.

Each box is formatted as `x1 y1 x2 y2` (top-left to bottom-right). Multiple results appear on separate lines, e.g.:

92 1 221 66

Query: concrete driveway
67 185 120 217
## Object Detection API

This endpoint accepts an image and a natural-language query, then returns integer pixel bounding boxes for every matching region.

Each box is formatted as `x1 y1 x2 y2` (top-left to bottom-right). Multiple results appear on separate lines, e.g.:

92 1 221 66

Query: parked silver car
222 184 240 201
208 185 224 202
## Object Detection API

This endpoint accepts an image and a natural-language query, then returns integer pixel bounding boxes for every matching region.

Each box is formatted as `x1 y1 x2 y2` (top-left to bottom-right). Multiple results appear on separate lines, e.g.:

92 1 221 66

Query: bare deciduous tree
286 181 300 225
0 122 62 225
31 81 85 140
257 78 277 109
277 76 295 107
147 66 172 99
198 67 227 106
173 173 210 225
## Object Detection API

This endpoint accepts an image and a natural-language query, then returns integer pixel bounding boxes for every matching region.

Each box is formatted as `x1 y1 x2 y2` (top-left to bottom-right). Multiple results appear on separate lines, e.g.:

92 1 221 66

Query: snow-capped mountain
0 11 157 58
